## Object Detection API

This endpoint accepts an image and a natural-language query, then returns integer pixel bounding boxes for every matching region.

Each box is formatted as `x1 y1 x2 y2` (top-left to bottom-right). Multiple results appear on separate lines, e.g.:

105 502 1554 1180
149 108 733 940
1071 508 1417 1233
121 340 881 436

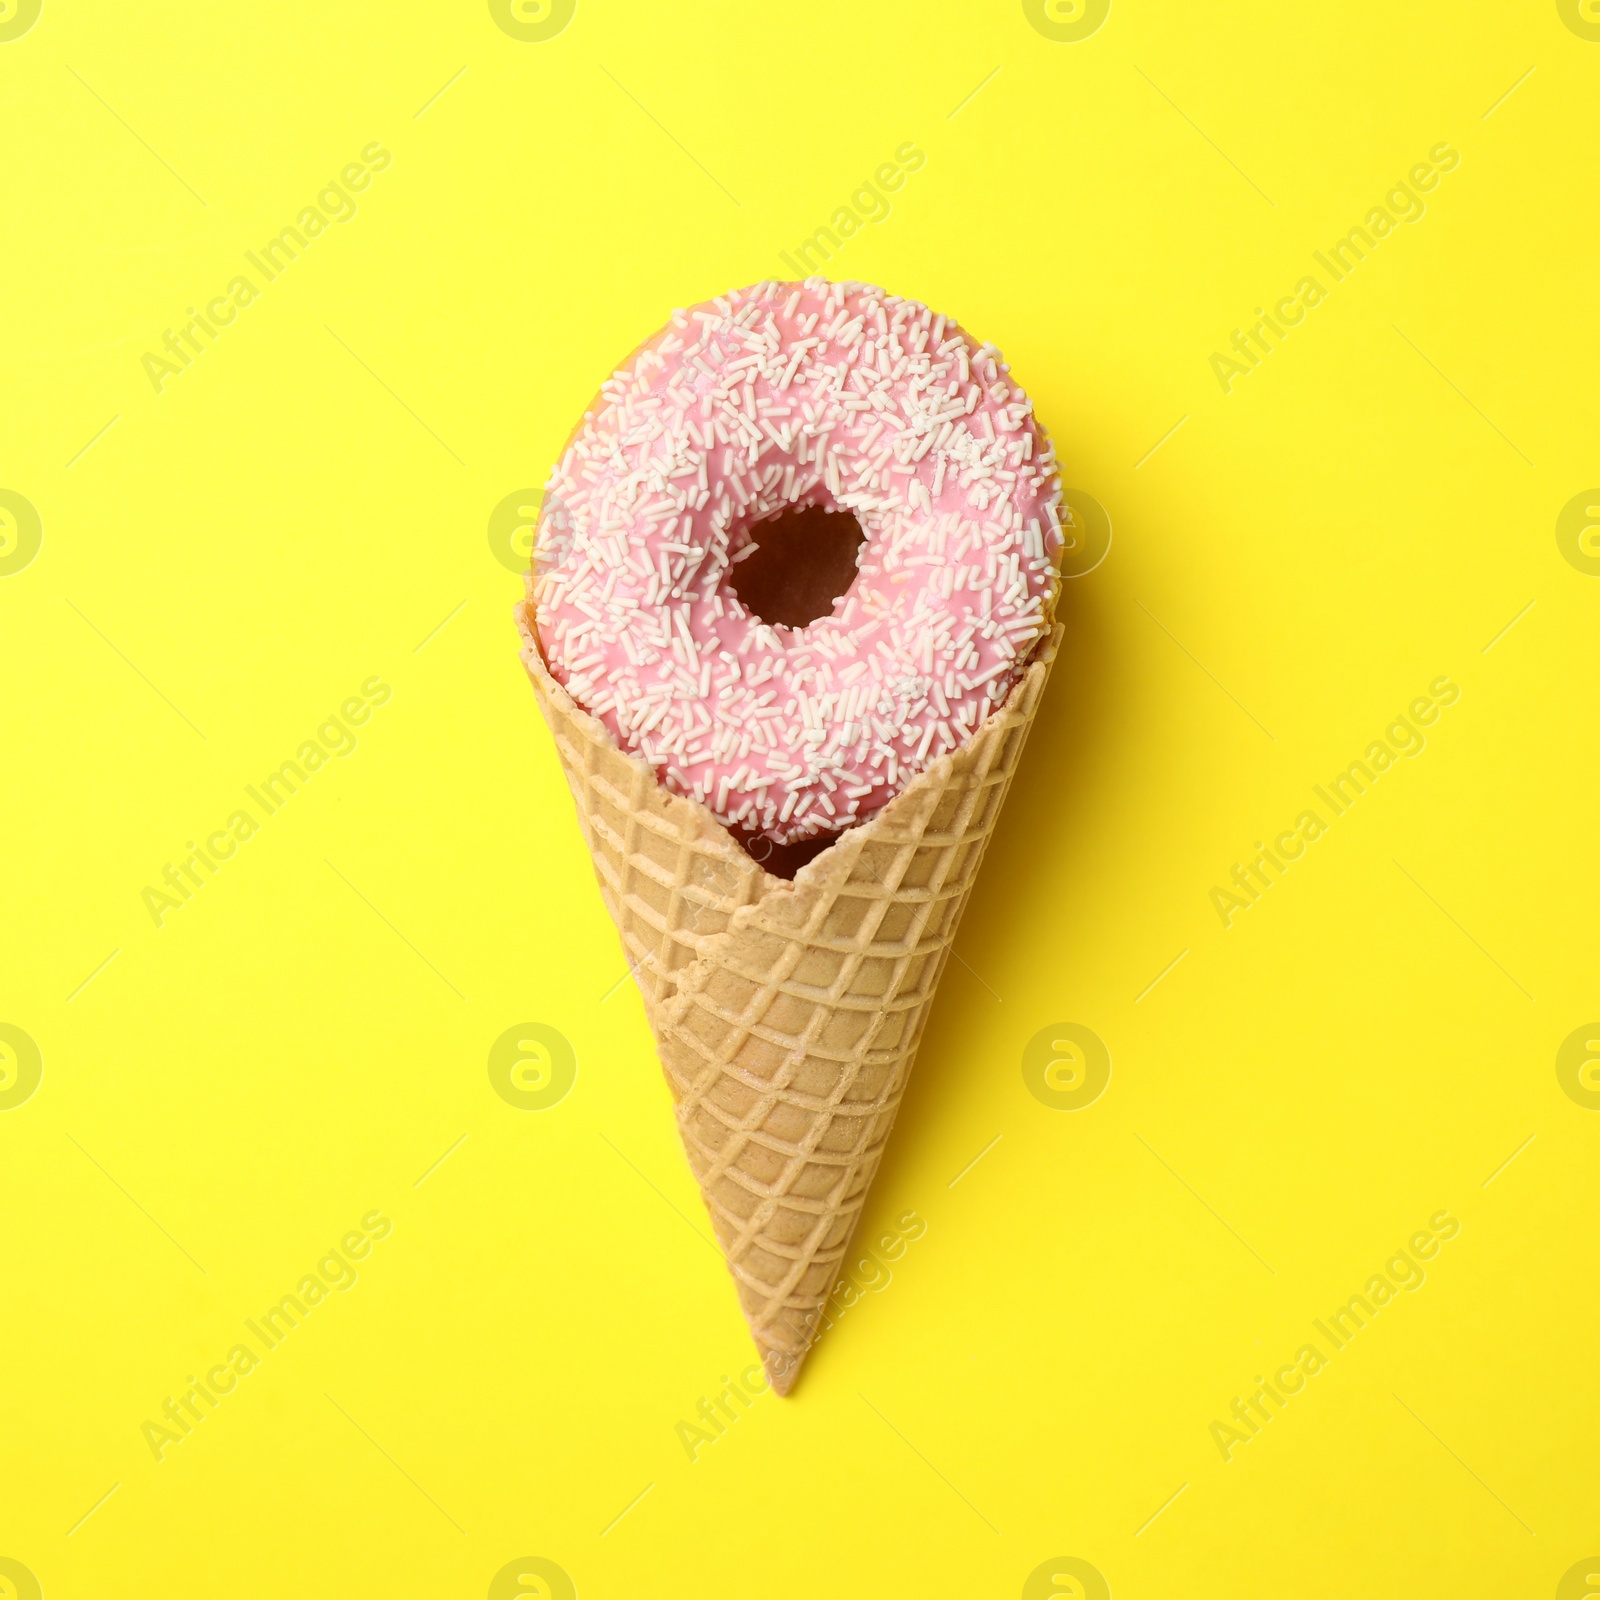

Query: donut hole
726 505 866 629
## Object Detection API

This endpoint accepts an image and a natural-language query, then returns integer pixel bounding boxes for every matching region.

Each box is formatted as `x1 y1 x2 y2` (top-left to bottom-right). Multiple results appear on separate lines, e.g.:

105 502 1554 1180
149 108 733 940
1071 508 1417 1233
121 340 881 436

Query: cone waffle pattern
518 595 1060 1392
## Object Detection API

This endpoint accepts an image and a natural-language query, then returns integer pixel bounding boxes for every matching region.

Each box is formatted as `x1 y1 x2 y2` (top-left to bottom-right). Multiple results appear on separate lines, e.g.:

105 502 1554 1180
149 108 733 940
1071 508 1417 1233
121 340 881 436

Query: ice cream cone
517 590 1061 1393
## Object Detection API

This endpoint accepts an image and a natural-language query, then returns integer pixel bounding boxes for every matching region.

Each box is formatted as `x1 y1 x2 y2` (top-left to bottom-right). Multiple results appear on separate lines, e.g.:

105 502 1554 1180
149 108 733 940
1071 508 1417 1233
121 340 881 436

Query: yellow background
3 1 1598 1594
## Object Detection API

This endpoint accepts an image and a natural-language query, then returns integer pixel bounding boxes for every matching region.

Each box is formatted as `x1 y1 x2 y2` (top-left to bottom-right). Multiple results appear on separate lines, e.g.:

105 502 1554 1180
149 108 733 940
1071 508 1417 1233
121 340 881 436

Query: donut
532 278 1063 847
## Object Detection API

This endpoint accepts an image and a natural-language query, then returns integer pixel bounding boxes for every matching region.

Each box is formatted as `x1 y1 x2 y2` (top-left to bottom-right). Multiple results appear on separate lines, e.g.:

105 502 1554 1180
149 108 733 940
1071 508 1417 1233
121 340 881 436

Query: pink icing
533 278 1062 846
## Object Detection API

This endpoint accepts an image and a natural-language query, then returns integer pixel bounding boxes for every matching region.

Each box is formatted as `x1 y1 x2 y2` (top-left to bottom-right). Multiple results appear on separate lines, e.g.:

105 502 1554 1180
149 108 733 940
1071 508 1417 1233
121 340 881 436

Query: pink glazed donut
532 278 1063 847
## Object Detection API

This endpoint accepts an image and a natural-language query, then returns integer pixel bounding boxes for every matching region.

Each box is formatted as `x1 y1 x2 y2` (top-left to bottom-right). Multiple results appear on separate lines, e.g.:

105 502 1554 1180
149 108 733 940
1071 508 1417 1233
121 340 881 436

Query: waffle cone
517 593 1061 1394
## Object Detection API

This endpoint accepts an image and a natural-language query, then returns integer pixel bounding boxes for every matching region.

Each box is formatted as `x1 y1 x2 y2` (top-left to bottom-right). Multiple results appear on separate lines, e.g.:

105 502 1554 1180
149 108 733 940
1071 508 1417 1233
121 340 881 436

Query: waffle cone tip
764 1347 801 1397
